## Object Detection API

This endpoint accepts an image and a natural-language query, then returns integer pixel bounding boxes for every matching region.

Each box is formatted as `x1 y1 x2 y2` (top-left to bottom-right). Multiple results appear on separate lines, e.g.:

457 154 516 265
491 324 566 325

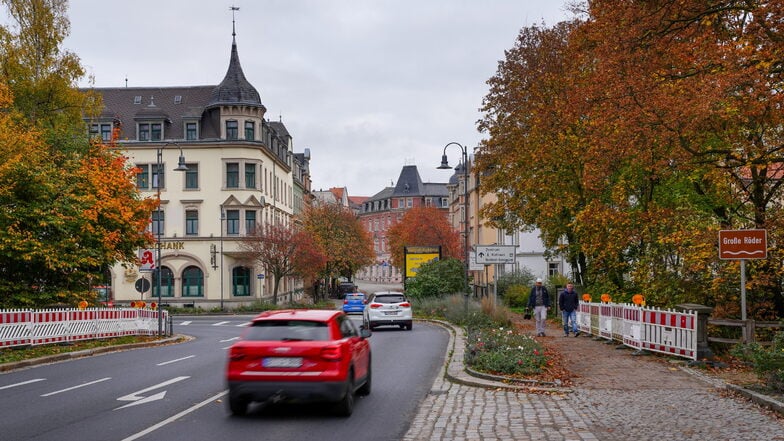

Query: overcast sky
59 0 573 197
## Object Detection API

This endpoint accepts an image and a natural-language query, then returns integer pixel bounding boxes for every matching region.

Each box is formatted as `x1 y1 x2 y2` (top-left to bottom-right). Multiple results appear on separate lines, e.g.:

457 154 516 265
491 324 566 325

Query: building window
226 120 238 140
245 121 255 140
185 164 199 189
182 266 204 297
152 163 164 189
406 198 413 208
398 198 405 208
226 163 239 188
441 197 448 207
134 96 142 104
90 123 112 141
136 164 150 189
548 262 560 278
185 122 198 140
226 210 240 235
151 266 174 297
232 267 251 296
152 209 164 236
245 163 256 189
138 123 161 141
185 210 198 236
245 210 256 234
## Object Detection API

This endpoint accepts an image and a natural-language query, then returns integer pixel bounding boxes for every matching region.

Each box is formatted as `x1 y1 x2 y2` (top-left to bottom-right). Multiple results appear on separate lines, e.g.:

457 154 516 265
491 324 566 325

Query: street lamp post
155 142 188 336
438 142 470 308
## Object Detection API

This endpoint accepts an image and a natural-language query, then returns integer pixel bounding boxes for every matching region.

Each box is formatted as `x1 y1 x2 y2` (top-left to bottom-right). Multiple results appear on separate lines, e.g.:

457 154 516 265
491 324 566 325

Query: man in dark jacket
527 278 550 337
558 283 580 337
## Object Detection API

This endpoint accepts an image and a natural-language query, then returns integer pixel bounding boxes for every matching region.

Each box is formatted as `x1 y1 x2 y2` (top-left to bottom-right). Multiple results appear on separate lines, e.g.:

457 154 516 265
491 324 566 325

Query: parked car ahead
226 309 372 417
363 291 413 331
342 292 367 314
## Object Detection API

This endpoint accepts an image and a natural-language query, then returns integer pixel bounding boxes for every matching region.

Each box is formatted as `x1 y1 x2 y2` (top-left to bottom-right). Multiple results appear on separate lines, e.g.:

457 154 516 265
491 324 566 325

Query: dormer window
226 120 238 140
138 122 163 141
174 95 182 104
185 122 198 140
89 122 113 142
134 96 142 104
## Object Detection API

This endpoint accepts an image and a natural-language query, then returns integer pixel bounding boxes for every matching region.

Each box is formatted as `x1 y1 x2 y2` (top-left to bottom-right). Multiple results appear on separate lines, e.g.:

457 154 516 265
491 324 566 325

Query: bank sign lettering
718 229 767 260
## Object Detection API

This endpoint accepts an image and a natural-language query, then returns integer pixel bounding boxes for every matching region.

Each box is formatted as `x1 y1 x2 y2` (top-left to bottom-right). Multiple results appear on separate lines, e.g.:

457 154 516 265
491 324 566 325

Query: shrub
497 268 535 297
504 284 529 308
406 258 466 299
731 330 784 392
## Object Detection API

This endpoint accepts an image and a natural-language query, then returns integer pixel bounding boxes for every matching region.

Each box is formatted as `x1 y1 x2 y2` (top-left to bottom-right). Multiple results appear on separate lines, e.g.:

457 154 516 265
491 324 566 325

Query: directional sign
115 376 190 410
719 229 767 260
475 245 516 264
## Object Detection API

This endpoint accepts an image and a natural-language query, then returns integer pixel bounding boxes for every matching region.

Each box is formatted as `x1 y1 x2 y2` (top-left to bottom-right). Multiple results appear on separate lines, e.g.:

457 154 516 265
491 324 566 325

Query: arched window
182 266 204 297
232 267 251 297
151 266 174 298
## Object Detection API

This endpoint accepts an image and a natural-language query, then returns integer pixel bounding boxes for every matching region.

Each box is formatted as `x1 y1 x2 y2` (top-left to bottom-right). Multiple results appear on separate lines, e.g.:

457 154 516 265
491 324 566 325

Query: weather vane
230 5 240 37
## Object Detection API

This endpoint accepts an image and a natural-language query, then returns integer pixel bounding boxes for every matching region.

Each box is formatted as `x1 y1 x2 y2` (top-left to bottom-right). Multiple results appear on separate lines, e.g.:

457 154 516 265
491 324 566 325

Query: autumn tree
386 206 462 270
301 204 374 295
0 1 155 307
237 222 326 305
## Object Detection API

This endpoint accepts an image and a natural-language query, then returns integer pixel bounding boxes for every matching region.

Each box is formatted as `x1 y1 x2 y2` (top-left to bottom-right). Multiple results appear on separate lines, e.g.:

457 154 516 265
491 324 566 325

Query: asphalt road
0 314 447 441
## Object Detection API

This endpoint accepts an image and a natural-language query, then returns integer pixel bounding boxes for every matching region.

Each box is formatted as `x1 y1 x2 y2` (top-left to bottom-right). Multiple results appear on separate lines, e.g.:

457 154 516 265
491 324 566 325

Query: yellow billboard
404 246 441 278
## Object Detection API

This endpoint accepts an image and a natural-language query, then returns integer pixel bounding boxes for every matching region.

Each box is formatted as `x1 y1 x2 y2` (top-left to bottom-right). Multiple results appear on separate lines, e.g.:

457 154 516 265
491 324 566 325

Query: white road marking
179 320 192 326
114 376 189 410
212 321 230 326
41 377 111 397
219 337 239 343
120 390 228 441
156 355 195 366
236 322 250 327
0 378 46 390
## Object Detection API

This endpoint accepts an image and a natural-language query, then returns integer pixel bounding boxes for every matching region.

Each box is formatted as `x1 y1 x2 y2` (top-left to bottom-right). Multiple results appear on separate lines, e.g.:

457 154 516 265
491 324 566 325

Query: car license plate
383 311 398 315
263 357 302 368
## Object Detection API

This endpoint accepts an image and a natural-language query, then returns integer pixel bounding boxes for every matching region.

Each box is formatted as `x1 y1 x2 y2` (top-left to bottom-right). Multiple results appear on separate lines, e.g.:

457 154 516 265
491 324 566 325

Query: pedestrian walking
527 278 550 336
558 283 580 337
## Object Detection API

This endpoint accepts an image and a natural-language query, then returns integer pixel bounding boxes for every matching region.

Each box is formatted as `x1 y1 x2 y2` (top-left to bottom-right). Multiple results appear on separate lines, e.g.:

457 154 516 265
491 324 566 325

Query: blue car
342 292 367 314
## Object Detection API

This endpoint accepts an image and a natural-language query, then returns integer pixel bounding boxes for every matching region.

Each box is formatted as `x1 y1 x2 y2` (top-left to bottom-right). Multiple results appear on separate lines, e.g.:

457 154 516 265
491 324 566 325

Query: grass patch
0 335 160 364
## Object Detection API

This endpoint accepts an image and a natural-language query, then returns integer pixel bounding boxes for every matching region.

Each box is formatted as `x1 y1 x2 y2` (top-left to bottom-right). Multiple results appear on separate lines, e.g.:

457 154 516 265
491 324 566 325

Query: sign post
719 229 767 321
475 245 516 310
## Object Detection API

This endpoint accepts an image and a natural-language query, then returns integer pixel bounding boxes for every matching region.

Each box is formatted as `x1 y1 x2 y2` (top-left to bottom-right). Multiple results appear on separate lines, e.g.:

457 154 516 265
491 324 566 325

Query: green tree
0 1 155 307
405 258 465 299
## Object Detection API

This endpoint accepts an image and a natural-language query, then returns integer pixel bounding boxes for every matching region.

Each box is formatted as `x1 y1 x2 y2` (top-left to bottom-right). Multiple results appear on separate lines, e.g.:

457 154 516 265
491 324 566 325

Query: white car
362 291 413 331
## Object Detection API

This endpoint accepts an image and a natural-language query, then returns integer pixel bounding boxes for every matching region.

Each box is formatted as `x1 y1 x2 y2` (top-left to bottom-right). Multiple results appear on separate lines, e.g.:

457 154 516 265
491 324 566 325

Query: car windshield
346 294 364 301
244 320 330 341
374 294 406 304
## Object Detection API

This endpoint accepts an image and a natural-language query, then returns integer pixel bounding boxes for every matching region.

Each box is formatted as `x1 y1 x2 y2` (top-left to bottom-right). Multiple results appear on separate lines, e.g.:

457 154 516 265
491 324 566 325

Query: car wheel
405 322 413 331
357 357 372 396
335 371 355 417
228 391 249 416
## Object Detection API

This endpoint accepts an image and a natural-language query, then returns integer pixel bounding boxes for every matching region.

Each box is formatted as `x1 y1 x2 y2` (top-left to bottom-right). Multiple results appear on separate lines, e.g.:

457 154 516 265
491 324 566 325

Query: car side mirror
360 328 372 339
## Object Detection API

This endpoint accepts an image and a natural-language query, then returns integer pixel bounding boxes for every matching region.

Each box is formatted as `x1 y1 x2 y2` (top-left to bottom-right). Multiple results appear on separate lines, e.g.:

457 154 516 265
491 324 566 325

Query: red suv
226 309 372 416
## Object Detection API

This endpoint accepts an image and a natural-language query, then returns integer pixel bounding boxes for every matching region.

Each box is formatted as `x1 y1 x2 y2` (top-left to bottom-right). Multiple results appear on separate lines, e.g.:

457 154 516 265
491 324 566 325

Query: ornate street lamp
438 142 470 308
155 141 188 336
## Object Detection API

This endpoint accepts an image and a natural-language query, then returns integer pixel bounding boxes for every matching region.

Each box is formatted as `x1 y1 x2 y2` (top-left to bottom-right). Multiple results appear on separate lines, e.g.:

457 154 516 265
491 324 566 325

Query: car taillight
229 347 245 361
320 345 343 361
343 299 348 304
370 303 382 309
399 302 411 308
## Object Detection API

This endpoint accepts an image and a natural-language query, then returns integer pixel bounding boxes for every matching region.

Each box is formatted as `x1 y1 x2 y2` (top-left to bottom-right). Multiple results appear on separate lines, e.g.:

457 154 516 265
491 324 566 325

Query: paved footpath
403 318 784 441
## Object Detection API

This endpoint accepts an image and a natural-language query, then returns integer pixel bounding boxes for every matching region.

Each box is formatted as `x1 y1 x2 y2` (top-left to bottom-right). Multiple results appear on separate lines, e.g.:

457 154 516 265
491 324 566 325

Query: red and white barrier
577 302 698 360
0 307 168 348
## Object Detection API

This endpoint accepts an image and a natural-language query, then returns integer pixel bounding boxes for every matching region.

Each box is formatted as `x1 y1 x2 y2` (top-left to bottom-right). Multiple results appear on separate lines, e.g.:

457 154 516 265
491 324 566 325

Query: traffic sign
475 245 516 264
135 278 151 293
719 229 767 260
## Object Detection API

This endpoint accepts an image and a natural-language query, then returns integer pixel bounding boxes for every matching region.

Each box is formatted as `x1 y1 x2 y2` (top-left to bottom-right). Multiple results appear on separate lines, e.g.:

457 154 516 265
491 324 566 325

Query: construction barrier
577 302 698 361
0 307 168 348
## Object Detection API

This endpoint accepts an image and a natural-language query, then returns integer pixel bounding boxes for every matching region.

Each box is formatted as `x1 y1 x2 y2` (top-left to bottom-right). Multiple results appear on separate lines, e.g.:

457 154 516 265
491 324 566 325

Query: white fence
0 308 169 348
577 302 698 360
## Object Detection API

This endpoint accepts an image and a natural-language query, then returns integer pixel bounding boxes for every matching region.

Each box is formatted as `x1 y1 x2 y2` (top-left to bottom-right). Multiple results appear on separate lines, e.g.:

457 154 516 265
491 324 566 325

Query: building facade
88 31 309 309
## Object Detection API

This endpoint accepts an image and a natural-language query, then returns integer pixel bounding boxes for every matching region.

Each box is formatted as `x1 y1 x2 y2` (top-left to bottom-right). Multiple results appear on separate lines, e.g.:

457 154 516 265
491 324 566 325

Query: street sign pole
740 259 747 321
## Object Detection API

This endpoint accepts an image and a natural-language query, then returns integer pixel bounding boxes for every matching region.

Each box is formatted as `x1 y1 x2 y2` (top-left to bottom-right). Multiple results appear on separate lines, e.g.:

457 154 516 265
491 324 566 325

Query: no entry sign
719 229 767 260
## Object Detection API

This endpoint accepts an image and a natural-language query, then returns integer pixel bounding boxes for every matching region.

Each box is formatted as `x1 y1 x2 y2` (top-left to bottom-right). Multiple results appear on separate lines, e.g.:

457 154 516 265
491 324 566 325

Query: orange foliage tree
386 206 462 270
477 1 784 315
237 222 326 305
301 204 374 295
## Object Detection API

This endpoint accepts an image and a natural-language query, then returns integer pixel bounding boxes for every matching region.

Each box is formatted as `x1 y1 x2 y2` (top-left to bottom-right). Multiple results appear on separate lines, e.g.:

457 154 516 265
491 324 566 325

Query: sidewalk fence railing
578 302 698 361
0 308 169 348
